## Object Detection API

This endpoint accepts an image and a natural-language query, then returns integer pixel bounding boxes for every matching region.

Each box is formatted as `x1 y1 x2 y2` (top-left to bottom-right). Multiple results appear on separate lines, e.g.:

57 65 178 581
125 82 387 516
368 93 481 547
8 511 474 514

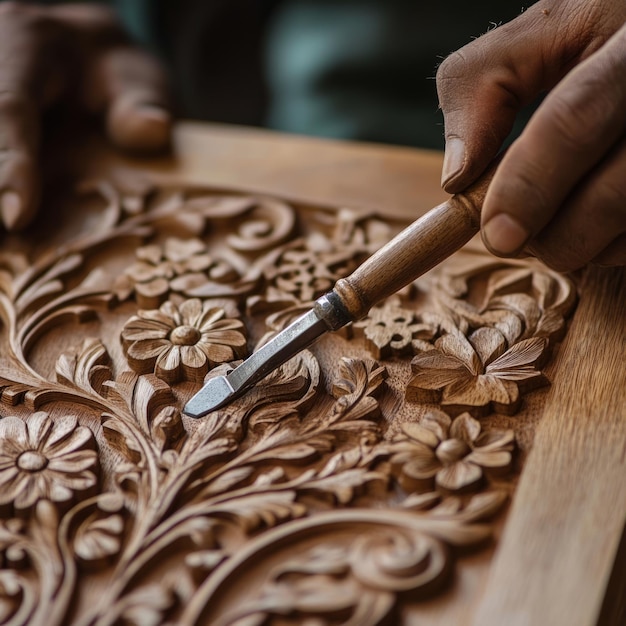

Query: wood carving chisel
184 162 496 418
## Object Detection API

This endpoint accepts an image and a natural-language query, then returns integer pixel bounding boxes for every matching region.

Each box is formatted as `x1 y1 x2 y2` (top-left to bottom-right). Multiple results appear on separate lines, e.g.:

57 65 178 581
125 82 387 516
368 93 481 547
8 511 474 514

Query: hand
437 0 626 271
0 2 171 231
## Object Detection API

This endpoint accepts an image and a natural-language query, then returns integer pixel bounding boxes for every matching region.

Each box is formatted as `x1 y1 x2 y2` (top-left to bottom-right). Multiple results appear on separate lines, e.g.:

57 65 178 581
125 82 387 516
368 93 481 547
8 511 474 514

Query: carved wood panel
0 176 577 625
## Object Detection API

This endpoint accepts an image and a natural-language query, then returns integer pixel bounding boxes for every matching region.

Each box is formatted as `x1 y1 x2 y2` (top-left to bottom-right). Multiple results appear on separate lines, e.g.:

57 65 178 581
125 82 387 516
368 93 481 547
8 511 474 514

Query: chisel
184 161 497 418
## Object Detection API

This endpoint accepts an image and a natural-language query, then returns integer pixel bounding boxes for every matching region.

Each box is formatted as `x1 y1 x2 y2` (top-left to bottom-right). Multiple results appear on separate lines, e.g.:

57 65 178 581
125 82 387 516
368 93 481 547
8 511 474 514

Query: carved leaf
74 510 125 565
55 338 112 396
330 359 387 426
210 491 307 532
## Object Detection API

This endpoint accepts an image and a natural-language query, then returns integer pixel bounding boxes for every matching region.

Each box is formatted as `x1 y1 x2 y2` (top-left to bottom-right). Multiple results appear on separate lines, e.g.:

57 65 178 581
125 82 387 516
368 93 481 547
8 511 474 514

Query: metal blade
184 308 329 418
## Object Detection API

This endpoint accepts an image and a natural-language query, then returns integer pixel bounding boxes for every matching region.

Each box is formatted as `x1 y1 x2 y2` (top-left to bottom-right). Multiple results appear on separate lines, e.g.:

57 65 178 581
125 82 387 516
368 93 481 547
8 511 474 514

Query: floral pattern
121 298 247 384
115 237 238 308
0 412 97 510
0 181 578 626
407 327 548 415
353 299 438 359
390 410 514 492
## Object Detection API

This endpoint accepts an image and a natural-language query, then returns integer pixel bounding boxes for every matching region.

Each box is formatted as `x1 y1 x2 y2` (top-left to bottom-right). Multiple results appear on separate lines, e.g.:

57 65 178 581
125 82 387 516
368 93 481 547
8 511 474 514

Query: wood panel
0 122 622 625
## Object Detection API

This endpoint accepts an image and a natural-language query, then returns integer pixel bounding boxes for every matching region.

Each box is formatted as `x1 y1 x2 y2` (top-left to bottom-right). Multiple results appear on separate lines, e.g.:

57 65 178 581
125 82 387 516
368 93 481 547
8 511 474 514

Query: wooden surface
93 121 448 220
474 266 626 626
0 121 624 625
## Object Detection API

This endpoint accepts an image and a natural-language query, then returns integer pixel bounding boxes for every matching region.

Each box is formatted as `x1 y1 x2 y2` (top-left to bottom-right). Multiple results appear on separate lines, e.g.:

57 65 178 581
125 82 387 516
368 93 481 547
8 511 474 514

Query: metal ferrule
314 291 353 331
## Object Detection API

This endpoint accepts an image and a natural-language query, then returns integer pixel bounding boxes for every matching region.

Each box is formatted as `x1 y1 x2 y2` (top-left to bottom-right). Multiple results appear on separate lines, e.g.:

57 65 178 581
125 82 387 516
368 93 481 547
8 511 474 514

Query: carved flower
116 237 237 308
121 298 247 384
0 412 97 510
391 410 514 492
353 299 438 359
266 246 361 303
407 327 548 416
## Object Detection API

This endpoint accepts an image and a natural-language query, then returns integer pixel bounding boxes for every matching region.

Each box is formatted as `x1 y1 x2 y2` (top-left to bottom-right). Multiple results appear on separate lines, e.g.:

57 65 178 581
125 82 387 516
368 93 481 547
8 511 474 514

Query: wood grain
473 266 626 626
0 121 620 624
333 160 495 319
86 121 447 220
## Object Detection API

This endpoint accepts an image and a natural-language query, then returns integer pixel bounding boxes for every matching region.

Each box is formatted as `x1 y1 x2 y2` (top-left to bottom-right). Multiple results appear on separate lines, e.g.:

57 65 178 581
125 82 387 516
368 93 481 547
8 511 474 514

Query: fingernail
482 214 530 255
441 138 465 187
1 191 22 231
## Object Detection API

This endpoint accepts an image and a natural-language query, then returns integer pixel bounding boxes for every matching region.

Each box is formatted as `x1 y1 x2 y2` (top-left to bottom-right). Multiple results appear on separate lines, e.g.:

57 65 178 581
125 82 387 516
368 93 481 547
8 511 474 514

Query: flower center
17 451 49 472
436 438 471 464
169 325 201 346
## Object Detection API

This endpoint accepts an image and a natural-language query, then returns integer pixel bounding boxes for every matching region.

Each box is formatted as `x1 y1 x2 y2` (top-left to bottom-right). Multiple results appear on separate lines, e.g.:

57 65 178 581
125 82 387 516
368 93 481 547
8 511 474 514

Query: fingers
481 24 626 263
525 135 626 271
96 46 172 153
592 235 626 267
0 3 56 230
0 94 40 230
436 3 561 193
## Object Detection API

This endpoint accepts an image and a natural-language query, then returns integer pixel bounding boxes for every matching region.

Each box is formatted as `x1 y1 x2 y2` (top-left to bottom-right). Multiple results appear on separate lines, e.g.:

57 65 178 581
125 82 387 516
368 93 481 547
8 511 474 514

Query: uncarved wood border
474 266 626 626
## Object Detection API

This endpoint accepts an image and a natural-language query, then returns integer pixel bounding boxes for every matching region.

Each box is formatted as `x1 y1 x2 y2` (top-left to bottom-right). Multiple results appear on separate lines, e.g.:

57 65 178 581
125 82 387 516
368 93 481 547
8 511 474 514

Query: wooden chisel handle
332 160 498 321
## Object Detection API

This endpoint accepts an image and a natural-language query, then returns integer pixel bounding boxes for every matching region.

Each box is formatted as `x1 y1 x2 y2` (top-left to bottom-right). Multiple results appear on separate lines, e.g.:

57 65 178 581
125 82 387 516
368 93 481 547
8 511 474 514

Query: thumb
97 46 172 153
436 1 594 194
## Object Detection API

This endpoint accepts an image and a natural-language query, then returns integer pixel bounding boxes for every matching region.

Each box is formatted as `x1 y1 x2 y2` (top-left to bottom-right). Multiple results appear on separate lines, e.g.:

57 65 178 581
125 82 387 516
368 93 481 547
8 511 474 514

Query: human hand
437 0 626 270
0 2 171 231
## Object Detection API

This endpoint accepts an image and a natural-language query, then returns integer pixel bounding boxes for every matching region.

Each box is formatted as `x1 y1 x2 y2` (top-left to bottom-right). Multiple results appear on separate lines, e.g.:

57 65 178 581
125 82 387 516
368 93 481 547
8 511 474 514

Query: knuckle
436 49 468 83
547 80 619 152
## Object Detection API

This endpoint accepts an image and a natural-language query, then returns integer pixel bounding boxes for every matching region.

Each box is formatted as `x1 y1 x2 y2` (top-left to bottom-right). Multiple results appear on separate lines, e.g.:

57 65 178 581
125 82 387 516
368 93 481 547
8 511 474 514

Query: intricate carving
0 412 97 510
0 179 576 625
121 298 248 384
389 410 514 492
115 237 239 309
407 329 548 416
352 297 438 359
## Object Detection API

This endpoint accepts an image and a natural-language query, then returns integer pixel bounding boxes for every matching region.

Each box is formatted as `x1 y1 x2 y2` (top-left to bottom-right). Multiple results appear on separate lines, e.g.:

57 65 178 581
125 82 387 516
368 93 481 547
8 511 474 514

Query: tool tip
183 376 235 418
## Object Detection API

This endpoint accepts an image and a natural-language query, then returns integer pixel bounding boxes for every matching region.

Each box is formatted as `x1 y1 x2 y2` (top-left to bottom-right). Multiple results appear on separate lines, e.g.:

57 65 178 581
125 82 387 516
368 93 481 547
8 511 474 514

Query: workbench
0 122 624 625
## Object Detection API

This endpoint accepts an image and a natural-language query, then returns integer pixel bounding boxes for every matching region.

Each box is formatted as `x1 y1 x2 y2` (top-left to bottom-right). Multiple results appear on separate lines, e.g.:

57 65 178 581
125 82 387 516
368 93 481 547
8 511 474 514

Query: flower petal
159 301 181 325
13 475 41 509
180 346 209 383
179 298 204 326
26 412 53 450
156 345 181 383
403 444 440 478
468 327 507 367
197 306 226 329
44 415 78 452
474 429 515 451
466 450 512 469
49 469 97 493
436 332 482 374
122 319 170 342
165 237 205 262
47 480 74 503
136 244 163 265
0 417 28 452
436 461 482 491
421 410 452 440
48 450 98 473
202 343 236 365
486 337 548 380
400 422 439 448
449 413 481 444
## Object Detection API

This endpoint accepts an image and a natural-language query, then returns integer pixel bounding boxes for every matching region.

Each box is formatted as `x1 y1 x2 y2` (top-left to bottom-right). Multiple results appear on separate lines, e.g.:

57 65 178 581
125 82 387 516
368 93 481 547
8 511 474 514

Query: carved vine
0 180 576 625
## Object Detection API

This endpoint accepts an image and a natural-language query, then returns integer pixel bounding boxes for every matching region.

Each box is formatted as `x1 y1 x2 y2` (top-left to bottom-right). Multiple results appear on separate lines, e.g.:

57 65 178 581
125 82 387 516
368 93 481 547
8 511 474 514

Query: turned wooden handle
332 161 497 321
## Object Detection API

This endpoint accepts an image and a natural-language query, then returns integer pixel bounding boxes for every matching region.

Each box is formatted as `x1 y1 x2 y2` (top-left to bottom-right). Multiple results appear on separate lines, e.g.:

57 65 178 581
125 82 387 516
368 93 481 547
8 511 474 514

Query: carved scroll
0 178 576 625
